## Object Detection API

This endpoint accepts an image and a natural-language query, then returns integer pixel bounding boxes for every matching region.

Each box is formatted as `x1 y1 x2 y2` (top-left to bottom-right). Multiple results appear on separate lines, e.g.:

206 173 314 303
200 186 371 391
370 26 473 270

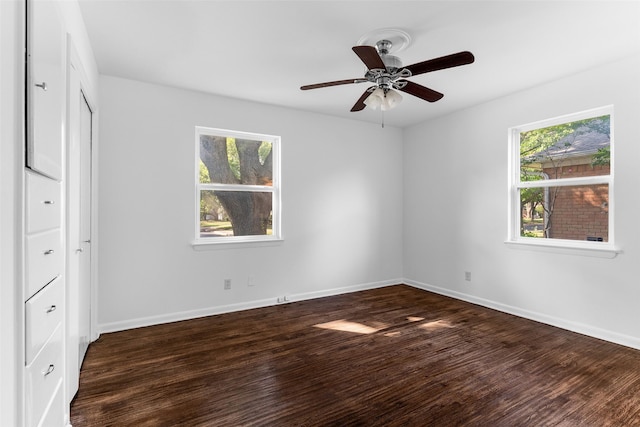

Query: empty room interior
2 0 640 425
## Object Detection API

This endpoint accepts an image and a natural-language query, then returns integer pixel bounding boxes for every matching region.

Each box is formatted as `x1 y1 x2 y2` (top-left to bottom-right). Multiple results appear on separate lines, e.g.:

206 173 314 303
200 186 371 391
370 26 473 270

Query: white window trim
506 105 620 258
192 126 282 247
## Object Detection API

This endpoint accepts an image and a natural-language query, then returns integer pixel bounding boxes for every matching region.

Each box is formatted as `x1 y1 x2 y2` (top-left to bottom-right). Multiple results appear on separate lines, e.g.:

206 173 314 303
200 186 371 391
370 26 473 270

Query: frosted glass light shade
364 88 402 111
383 89 402 111
364 88 385 110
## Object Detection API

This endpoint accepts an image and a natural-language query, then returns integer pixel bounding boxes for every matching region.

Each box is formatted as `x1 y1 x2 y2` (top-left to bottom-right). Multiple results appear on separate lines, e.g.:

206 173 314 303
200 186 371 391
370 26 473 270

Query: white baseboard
286 278 396 303
98 278 400 334
404 278 640 351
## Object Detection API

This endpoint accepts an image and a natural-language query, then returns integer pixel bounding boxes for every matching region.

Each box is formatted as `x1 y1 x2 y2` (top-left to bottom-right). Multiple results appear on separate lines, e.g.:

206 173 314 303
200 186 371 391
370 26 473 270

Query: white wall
97 76 404 332
403 54 640 349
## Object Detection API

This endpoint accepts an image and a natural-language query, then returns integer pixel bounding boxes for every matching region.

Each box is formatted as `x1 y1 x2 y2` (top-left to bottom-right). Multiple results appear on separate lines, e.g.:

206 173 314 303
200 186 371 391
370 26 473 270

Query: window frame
193 126 282 247
506 105 619 257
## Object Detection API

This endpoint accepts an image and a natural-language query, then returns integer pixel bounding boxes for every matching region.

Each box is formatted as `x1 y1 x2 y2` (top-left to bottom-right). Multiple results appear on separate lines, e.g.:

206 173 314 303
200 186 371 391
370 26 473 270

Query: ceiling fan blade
352 45 386 70
300 79 362 90
404 51 475 76
397 80 444 102
351 89 374 112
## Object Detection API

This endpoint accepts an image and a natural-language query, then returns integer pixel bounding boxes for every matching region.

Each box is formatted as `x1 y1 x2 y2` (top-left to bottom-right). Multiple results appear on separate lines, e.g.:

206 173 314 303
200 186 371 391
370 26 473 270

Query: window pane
520 115 610 180
520 184 609 242
200 190 273 238
199 135 273 186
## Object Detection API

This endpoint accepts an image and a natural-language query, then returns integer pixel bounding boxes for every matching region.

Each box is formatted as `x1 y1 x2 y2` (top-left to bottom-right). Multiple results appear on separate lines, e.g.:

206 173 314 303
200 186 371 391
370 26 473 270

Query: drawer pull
35 82 48 91
46 305 57 314
43 364 55 377
43 249 55 255
43 200 55 205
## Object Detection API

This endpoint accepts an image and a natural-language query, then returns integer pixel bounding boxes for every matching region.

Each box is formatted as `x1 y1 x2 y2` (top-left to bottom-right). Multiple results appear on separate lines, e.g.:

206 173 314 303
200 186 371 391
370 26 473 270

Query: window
508 106 615 252
195 127 280 245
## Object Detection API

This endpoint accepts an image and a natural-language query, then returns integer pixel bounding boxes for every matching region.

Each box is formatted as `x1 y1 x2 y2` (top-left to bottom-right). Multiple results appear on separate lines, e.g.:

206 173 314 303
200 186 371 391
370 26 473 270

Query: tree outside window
195 127 280 243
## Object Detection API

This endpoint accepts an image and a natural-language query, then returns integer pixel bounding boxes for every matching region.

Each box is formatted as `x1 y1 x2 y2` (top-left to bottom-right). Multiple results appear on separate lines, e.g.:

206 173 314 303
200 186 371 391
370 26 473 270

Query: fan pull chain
381 110 385 128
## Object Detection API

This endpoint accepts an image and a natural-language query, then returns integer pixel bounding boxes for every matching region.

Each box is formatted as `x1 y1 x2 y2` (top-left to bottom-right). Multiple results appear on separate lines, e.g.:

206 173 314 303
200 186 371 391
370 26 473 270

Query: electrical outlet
224 279 231 290
247 275 255 287
465 271 471 282
277 295 290 303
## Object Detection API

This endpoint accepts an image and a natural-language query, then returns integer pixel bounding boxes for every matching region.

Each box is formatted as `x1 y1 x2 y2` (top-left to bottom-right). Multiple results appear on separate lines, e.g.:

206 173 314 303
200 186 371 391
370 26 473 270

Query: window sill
504 239 621 258
191 238 284 251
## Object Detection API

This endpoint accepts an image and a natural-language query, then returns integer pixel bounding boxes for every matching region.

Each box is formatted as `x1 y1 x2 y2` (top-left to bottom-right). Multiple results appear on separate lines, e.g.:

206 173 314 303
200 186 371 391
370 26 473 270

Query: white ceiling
78 0 640 128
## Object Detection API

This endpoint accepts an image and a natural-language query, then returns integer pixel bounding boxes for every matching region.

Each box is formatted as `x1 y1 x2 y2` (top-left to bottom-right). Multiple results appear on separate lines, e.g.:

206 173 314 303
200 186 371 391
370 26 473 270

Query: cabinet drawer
36 380 64 427
25 324 63 427
25 229 62 298
25 277 64 365
26 171 61 233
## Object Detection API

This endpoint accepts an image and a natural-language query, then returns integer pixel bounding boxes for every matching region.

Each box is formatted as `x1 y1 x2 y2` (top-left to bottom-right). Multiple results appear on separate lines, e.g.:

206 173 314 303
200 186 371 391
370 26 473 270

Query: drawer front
25 229 62 298
36 380 64 427
25 277 64 365
26 324 63 427
26 171 61 234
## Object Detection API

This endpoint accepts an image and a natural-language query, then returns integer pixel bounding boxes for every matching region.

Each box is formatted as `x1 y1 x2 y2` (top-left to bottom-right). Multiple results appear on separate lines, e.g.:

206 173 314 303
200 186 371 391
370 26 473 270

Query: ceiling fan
300 39 475 112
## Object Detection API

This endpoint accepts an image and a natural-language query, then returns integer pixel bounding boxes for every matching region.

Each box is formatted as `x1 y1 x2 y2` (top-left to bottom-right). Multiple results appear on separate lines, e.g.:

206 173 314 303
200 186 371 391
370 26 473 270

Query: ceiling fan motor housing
358 40 407 91
381 54 402 72
376 39 403 72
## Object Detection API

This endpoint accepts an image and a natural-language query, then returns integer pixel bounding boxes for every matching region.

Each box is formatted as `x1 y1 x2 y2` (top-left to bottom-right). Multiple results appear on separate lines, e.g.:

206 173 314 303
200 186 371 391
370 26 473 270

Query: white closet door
66 48 93 405
66 59 82 403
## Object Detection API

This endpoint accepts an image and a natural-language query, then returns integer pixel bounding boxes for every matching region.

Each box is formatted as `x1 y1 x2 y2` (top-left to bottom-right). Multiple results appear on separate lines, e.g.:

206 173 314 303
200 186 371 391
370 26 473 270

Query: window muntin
509 106 613 248
196 127 280 243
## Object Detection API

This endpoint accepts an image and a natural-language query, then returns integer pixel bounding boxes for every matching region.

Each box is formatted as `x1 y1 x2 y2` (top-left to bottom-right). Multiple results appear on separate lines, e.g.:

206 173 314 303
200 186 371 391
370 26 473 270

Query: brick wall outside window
543 164 610 241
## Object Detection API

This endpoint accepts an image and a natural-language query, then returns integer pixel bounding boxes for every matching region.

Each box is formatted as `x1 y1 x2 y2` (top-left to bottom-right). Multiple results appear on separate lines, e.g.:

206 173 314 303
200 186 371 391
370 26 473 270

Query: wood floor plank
71 285 640 426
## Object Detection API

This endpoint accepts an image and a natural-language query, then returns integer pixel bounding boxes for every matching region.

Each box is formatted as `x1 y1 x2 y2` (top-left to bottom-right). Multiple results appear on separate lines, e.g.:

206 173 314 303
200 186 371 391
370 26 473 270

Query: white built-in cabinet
24 2 95 425
24 0 66 425
26 0 64 180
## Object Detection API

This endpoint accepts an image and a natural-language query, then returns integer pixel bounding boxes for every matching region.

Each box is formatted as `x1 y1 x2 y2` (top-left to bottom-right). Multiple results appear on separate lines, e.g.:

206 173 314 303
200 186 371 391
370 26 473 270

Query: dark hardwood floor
70 285 640 426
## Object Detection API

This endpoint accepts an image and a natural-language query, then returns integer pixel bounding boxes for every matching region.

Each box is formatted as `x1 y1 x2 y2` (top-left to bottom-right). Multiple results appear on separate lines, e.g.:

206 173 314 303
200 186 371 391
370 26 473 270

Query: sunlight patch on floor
313 317 452 336
418 319 455 330
313 319 386 334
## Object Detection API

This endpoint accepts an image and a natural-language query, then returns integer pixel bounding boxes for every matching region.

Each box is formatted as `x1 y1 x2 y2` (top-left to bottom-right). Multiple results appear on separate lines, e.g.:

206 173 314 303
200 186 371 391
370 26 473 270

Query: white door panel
66 51 93 405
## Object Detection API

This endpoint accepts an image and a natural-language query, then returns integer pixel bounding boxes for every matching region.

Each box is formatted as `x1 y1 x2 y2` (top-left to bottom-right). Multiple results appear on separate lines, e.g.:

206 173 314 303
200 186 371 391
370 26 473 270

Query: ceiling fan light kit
364 87 403 111
300 29 475 117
